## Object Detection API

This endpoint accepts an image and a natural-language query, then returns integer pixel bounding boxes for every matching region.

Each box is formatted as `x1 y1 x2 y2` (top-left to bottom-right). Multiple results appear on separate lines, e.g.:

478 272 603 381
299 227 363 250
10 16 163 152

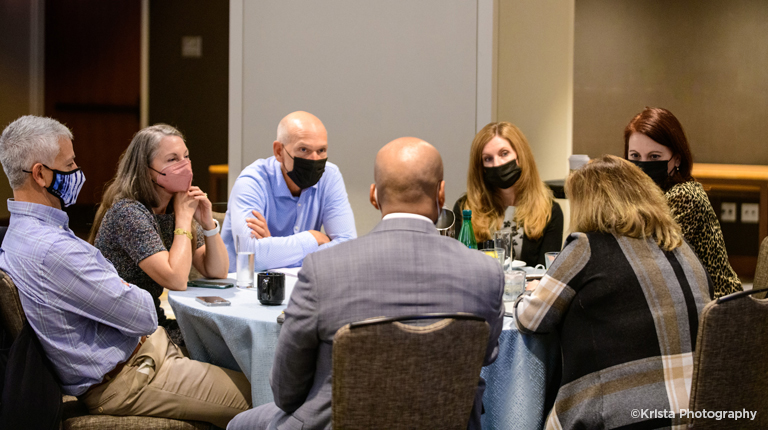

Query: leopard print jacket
665 181 742 299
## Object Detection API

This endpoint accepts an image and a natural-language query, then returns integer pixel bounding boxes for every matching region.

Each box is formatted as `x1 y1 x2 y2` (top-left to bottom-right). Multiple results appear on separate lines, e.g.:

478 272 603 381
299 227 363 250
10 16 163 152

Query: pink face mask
151 159 193 192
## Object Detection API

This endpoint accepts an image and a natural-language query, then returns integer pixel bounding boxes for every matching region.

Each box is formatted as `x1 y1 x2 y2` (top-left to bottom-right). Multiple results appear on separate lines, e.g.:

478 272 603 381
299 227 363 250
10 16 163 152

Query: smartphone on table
187 279 235 289
195 296 231 306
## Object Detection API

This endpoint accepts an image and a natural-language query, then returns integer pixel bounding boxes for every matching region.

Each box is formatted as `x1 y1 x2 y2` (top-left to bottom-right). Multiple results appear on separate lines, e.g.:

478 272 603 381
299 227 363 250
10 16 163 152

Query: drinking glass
235 234 255 288
545 252 559 269
483 248 506 267
503 267 526 302
493 229 512 258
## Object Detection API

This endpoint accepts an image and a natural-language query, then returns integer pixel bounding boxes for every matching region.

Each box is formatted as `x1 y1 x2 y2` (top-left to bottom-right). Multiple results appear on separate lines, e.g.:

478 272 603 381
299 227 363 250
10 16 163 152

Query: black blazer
452 195 563 267
0 321 62 429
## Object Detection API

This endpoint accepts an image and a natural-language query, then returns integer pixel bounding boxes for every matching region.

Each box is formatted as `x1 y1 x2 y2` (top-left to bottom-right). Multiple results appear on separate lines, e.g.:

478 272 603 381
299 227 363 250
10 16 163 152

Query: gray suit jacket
269 217 504 430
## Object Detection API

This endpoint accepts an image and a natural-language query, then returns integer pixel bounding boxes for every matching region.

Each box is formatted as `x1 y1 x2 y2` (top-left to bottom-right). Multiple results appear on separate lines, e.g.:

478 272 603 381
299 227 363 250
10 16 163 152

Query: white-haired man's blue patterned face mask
23 164 86 207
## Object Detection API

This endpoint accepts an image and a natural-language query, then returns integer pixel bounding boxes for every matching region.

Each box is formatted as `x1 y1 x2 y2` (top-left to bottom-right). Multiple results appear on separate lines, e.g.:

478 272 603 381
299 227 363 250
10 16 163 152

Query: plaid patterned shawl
515 232 712 429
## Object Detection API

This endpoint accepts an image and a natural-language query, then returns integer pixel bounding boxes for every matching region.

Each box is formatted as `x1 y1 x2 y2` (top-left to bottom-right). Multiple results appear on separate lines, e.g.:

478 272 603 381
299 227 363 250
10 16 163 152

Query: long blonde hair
89 124 195 245
566 155 683 250
463 122 553 242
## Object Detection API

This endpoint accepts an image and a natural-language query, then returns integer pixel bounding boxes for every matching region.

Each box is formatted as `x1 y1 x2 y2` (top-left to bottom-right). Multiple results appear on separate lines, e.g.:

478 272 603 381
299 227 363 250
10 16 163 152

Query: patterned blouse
94 198 204 344
515 232 712 429
666 181 741 298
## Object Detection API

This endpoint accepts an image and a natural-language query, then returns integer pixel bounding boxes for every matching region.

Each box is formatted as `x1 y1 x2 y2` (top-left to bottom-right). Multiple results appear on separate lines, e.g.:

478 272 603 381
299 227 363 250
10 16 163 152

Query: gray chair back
332 313 489 430
0 268 26 341
688 289 768 429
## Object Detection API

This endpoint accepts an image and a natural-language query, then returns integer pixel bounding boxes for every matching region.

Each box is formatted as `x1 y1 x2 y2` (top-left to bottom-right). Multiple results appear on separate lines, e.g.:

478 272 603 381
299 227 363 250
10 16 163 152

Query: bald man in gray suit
228 137 504 430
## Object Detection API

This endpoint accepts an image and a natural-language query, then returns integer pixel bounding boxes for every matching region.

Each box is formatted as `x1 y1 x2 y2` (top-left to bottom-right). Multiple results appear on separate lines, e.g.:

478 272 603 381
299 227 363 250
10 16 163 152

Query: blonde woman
453 122 562 266
515 155 712 429
90 124 228 345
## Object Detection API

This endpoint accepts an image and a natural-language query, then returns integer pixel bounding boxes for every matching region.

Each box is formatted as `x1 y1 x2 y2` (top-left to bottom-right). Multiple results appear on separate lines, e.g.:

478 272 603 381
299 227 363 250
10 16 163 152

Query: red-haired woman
625 106 740 298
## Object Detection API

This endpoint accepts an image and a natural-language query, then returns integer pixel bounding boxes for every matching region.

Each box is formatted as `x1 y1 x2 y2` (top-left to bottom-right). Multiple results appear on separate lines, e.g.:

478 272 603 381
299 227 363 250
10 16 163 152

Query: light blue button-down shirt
0 199 157 396
221 156 357 272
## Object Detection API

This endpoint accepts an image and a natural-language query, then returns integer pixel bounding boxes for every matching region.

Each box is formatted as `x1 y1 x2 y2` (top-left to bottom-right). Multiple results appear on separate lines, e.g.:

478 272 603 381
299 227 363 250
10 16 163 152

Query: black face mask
628 160 670 188
483 159 522 189
283 146 327 189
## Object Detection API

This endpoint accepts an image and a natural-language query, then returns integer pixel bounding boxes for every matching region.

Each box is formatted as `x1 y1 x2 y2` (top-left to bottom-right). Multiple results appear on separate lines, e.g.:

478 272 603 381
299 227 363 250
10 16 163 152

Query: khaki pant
80 327 252 428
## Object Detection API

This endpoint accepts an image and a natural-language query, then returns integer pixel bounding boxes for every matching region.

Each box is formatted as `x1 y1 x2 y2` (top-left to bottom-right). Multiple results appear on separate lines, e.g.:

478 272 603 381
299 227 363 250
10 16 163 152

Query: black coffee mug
257 272 285 305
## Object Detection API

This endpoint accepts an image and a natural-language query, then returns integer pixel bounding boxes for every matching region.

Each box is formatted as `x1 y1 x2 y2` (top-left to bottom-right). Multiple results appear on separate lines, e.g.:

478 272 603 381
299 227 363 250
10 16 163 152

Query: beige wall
496 0 575 238
574 0 768 165
497 0 575 182
230 0 493 235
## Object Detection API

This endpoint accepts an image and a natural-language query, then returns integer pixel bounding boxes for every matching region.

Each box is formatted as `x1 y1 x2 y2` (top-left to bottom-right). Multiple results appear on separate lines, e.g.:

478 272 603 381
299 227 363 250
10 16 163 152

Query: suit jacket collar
370 217 439 236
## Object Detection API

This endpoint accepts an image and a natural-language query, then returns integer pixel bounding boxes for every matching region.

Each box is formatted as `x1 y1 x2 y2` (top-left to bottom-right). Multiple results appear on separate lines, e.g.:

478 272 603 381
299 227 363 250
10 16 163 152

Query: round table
168 269 298 405
170 269 560 429
480 317 560 430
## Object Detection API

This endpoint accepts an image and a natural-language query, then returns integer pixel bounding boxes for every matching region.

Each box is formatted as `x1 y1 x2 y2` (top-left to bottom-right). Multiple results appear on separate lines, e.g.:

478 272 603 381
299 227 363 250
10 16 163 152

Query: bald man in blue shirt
221 111 357 272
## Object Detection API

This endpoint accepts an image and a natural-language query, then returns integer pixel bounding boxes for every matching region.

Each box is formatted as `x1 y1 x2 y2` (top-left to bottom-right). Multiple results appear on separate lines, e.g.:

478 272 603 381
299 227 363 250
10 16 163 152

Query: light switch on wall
721 202 736 222
181 36 202 58
741 203 759 223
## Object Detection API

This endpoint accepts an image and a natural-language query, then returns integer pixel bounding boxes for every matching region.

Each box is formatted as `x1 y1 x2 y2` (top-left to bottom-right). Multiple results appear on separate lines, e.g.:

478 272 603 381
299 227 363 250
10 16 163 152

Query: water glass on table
503 267 526 302
483 247 506 268
493 229 512 256
545 252 559 269
235 234 255 288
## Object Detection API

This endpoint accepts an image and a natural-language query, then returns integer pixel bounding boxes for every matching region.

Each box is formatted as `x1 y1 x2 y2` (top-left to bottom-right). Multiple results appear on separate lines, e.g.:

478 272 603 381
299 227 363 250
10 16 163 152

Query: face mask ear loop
281 145 299 178
282 144 295 161
22 164 53 189
148 165 166 176
148 166 166 189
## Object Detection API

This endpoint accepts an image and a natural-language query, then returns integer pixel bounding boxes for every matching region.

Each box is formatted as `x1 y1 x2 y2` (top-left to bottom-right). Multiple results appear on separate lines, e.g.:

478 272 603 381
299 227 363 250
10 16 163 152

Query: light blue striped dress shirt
0 199 158 396
221 156 357 272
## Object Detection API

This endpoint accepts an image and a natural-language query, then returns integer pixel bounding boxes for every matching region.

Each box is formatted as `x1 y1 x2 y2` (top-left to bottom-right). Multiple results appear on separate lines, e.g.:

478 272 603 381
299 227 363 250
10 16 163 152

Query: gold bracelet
173 228 193 240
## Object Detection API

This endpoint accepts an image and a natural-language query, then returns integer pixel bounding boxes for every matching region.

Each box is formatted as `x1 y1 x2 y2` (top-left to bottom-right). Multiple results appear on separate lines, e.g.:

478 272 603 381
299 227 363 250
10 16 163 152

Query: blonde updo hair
566 154 683 251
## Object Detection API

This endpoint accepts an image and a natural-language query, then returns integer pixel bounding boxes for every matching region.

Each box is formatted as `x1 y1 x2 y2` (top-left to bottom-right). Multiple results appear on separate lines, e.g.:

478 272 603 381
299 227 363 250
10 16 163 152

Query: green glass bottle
458 209 477 249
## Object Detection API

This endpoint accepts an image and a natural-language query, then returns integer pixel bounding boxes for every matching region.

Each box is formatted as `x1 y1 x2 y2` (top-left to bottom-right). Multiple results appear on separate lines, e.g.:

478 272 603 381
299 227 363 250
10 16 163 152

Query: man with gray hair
0 115 251 428
221 111 356 272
